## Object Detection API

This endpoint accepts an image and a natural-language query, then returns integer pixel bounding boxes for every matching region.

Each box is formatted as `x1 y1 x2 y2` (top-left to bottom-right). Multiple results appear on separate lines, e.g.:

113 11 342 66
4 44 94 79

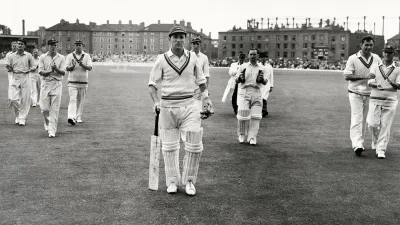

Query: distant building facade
28 19 212 57
218 20 384 62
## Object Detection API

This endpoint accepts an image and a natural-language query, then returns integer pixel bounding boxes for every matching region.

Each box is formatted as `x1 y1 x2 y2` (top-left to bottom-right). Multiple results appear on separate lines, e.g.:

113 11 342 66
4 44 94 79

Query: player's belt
68 81 88 84
370 96 396 101
161 95 193 100
13 71 29 74
348 89 370 96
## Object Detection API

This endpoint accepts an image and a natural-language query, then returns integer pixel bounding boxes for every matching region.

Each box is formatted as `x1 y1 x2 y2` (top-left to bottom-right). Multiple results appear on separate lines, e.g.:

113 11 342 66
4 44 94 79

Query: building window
303 52 307 57
341 53 345 58
232 36 236 41
122 39 125 43
284 35 288 41
303 43 308 48
257 36 262 41
232 44 236 48
240 36 243 41
250 36 254 41
115 45 118 49
67 31 70 35
232 51 236 57
129 38 133 43
250 43 254 48
53 31 56 36
276 43 280 49
276 35 280 41
223 36 227 40
122 45 125 49
143 45 147 50
291 52 295 57
311 35 316 41
331 36 336 42
122 33 125 36
239 43 243 48
257 43 261 49
331 44 336 50
150 38 154 43
59 31 62 35
67 37 71 42
341 44 345 50
265 43 269 49
108 38 111 43
100 45 103 49
108 32 112 36
115 38 118 42
136 38 139 43
291 35 296 41
319 35 324 40
265 36 269 42
341 36 346 41
291 43 295 49
303 35 308 41
108 44 111 49
100 50 103 55
150 32 154 36
159 39 163 44
144 39 147 43
144 32 147 37
276 52 280 57
311 43 315 49
283 52 288 58
284 43 288 49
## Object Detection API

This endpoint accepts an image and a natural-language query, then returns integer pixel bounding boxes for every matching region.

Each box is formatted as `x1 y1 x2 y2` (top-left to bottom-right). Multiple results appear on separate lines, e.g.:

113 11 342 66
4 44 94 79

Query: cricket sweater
368 62 400 107
66 50 93 88
343 51 382 95
148 49 207 107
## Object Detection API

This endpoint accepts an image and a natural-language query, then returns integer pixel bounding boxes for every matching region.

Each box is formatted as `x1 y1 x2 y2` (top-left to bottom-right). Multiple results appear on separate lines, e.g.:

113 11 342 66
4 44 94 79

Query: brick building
92 20 142 56
218 20 384 62
137 20 212 58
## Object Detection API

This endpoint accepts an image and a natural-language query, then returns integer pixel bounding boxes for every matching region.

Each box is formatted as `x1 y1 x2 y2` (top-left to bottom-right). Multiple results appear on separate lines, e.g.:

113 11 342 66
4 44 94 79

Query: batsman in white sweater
148 26 214 196
366 45 400 159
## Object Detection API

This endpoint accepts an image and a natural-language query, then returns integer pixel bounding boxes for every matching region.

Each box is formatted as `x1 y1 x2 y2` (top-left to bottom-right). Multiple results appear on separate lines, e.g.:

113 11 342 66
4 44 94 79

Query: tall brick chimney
119 20 122 24
129 20 132 25
107 20 109 25
209 32 211 37
180 20 185 26
187 22 191 28
22 19 25 36
140 22 145 28
158 20 160 25
200 28 203 34
174 20 176 25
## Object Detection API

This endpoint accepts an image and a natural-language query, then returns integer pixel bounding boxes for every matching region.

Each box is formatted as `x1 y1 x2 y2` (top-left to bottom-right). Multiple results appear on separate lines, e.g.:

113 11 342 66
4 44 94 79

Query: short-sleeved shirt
148 49 206 107
65 50 93 87
5 51 16 66
343 51 382 95
193 51 210 78
8 51 34 74
39 52 66 81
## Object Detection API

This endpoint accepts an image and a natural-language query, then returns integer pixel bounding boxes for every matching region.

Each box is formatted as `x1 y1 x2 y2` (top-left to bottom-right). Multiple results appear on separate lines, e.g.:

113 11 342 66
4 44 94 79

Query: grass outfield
1 65 400 224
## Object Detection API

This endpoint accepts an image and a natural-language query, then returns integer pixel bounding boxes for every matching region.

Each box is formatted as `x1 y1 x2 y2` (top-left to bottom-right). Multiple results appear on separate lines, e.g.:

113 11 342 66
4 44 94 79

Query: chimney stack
158 20 160 25
140 22 145 28
399 16 400 34
209 32 211 37
180 20 185 26
107 20 109 25
187 22 191 28
174 20 176 25
22 19 25 36
119 20 122 24
200 28 203 34
76 19 79 24
129 20 132 25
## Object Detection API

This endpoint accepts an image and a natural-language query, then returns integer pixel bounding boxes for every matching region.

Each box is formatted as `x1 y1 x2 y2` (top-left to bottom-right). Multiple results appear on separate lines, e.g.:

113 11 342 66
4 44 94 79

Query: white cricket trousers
367 102 397 153
7 72 13 100
30 73 41 105
9 73 31 123
68 86 87 121
40 80 62 135
348 93 370 149
237 86 263 142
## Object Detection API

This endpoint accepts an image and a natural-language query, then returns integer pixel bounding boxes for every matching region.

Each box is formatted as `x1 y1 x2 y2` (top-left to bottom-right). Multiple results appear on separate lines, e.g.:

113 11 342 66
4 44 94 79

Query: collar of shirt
356 51 372 62
378 61 396 69
73 50 86 55
248 62 259 68
166 49 189 58
46 51 61 59
15 51 27 56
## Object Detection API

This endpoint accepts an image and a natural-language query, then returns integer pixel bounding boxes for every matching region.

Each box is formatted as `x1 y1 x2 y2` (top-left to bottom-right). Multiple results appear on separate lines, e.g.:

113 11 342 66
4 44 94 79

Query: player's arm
53 56 66 76
5 54 13 72
203 57 210 87
38 56 52 77
388 73 400 89
65 55 75 71
78 56 92 71
148 55 163 112
29 54 36 72
343 57 367 80
228 63 238 77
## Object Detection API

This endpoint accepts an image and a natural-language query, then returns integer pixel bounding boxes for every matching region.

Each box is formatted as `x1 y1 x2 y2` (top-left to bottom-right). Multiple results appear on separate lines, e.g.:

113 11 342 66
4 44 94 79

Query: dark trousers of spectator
262 99 268 117
232 83 238 115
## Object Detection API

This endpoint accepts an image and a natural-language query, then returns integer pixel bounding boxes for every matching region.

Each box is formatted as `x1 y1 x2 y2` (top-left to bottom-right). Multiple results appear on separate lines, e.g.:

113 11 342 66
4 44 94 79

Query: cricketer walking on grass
366 45 400 159
235 49 269 145
6 38 36 126
30 48 41 107
191 37 210 112
65 39 93 125
39 38 66 138
259 52 274 117
148 25 214 196
343 35 382 156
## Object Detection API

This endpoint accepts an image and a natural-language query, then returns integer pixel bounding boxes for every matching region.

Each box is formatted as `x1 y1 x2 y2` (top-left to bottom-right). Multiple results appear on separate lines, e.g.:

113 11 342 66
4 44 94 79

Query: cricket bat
149 109 161 191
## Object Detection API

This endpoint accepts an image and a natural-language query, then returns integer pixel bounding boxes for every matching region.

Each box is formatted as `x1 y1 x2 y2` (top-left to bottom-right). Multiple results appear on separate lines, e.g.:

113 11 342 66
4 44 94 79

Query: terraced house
29 19 212 58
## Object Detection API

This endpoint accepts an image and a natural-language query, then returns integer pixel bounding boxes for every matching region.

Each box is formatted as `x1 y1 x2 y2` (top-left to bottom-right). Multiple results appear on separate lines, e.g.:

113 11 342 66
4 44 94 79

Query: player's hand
366 73 375 79
256 74 264 84
269 87 273 92
200 98 214 119
153 102 160 115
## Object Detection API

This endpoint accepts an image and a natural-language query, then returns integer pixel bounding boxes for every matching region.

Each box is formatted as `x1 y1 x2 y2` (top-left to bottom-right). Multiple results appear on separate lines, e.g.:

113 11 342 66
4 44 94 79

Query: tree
0 24 11 35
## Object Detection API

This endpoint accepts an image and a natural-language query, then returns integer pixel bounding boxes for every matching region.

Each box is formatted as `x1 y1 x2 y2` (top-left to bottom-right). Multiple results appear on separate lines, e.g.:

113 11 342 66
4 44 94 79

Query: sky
2 0 400 41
